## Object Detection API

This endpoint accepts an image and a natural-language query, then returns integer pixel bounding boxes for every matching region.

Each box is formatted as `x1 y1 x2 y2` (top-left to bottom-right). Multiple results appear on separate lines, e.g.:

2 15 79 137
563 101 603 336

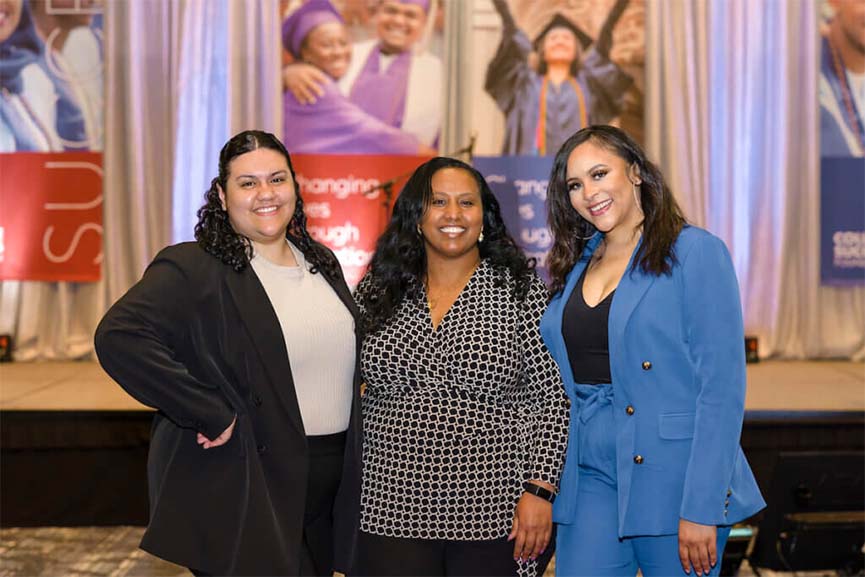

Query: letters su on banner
0 152 104 282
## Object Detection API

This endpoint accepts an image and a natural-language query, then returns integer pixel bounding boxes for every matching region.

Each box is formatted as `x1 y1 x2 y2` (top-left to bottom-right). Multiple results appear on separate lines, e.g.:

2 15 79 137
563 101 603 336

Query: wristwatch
523 481 556 503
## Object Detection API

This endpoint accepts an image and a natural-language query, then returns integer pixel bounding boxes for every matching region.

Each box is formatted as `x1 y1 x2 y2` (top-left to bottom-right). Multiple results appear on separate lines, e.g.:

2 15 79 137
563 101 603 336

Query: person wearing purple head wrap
284 0 442 150
281 0 431 155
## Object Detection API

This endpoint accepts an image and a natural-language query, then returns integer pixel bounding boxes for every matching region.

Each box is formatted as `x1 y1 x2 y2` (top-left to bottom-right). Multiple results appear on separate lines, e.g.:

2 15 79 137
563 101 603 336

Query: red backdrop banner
0 152 103 282
292 154 430 287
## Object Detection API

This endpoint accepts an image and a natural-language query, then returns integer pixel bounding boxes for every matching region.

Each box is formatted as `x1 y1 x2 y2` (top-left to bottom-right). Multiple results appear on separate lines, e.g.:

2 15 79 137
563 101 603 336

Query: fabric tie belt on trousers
553 382 614 524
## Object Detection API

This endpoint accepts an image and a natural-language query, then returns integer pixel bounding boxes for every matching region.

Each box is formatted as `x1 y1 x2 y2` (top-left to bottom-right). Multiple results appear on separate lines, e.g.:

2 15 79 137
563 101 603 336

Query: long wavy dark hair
357 156 535 334
546 125 686 295
194 130 340 279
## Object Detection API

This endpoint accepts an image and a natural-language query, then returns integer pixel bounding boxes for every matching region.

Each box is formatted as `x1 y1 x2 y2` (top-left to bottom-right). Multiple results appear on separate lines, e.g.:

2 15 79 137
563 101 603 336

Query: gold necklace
425 262 479 311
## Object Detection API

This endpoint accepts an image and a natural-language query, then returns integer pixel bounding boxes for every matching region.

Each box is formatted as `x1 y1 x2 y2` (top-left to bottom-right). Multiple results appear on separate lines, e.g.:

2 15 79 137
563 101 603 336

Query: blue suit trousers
555 384 731 577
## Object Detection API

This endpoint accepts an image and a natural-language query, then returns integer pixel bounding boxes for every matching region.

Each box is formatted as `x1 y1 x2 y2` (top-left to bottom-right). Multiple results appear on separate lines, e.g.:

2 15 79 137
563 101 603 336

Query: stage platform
1 360 864 529
2 359 863 412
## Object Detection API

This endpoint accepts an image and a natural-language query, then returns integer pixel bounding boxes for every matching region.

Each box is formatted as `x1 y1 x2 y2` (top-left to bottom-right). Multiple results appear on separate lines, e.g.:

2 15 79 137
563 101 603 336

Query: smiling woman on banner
541 125 765 576
485 0 632 156
353 157 569 577
95 130 362 576
284 0 442 149
281 0 433 155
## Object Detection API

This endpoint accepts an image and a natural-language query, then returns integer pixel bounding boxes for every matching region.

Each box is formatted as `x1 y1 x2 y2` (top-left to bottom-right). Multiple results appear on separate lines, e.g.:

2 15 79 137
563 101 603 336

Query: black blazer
94 242 362 575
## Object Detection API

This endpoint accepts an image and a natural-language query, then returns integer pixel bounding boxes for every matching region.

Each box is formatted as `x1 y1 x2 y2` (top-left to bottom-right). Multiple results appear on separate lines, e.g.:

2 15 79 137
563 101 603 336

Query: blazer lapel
544 234 603 388
608 239 656 356
224 266 306 438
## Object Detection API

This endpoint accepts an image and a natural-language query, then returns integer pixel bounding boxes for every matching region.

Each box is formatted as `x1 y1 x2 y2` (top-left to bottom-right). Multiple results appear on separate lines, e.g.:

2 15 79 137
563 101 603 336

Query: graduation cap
532 13 593 51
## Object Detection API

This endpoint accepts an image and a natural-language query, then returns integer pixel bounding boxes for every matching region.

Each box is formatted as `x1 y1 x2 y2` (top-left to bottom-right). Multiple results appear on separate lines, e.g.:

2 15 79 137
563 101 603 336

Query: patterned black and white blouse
355 260 569 543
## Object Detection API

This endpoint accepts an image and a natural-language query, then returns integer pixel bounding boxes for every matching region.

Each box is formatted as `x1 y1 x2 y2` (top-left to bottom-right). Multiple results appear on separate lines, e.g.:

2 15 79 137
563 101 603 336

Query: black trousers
301 431 346 576
353 529 556 577
191 431 346 577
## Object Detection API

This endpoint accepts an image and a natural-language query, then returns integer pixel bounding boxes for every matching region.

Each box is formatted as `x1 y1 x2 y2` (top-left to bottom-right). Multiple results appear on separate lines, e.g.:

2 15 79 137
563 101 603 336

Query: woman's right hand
283 63 328 105
509 488 553 562
197 415 237 449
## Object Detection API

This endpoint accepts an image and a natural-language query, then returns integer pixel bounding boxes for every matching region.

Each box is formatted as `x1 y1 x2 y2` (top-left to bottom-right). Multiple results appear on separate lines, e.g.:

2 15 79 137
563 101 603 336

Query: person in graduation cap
281 0 433 155
485 0 633 156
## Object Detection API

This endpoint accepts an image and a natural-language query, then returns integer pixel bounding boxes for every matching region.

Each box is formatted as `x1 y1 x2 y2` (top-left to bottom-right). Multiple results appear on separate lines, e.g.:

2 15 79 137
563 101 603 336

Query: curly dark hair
194 130 340 280
546 125 686 295
357 156 535 334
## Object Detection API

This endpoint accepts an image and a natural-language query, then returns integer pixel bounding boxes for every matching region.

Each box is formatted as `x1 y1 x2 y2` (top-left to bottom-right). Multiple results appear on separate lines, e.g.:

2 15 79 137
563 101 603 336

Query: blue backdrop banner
820 158 865 286
474 156 554 281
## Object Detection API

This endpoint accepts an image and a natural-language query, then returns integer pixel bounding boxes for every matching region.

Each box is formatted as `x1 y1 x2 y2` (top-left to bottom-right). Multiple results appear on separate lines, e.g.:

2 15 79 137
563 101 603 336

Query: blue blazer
540 226 765 537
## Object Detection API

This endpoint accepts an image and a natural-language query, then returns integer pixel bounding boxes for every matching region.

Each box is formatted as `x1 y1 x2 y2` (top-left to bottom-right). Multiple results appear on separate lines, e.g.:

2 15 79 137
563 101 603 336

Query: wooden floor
1 361 861 577
1 359 863 412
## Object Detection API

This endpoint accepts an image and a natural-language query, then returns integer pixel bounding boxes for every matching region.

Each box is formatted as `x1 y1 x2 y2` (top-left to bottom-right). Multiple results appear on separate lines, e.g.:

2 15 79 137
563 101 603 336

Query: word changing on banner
819 0 864 285
0 153 103 282
474 156 553 280
292 154 430 287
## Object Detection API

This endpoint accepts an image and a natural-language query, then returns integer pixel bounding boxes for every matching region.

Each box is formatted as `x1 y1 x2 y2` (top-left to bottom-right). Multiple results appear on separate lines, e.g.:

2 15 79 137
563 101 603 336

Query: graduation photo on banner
0 0 104 281
819 0 865 286
469 0 644 275
470 0 645 157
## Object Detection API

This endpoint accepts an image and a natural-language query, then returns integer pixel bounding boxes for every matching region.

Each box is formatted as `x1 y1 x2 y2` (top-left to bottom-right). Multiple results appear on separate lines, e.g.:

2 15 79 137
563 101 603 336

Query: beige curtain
645 0 864 359
441 0 474 158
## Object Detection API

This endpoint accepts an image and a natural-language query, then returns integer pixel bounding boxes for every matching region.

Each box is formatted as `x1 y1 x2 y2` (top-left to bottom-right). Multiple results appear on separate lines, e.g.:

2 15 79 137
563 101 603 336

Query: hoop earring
416 224 423 238
633 182 644 214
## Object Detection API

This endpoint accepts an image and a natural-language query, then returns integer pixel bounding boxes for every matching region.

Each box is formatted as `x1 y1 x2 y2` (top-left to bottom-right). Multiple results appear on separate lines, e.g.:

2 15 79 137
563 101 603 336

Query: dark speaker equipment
749 451 865 573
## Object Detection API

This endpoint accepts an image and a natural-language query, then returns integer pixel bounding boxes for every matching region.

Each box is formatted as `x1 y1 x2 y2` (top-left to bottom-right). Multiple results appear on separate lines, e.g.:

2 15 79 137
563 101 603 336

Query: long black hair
194 130 340 279
546 125 686 295
357 156 535 333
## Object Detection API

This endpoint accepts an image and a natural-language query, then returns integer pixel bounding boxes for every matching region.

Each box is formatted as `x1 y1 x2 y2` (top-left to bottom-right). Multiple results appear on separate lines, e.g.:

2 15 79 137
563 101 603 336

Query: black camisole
562 268 614 384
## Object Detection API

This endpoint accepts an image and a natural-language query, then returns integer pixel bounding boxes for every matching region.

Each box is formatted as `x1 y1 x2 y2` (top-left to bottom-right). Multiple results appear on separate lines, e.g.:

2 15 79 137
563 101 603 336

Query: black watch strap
523 481 556 503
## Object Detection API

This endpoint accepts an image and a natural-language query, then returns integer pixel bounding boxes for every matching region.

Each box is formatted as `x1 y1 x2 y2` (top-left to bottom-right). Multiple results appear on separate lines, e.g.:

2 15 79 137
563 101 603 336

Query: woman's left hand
509 485 553 563
678 519 717 575
196 415 237 450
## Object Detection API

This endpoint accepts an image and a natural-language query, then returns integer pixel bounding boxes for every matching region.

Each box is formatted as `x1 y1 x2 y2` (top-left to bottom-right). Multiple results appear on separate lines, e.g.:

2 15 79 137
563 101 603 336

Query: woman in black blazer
95 130 362 576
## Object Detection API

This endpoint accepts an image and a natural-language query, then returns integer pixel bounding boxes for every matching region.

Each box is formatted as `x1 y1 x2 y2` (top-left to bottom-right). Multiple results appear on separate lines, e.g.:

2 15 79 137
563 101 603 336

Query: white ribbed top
251 242 355 435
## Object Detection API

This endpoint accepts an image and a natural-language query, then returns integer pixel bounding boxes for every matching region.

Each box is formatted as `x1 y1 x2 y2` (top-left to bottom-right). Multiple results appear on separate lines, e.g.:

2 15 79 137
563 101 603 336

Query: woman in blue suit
540 125 765 576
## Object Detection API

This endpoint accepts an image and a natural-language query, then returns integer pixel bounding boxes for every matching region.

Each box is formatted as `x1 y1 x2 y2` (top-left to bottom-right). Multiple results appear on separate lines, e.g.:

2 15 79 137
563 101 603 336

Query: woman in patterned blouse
353 156 569 577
